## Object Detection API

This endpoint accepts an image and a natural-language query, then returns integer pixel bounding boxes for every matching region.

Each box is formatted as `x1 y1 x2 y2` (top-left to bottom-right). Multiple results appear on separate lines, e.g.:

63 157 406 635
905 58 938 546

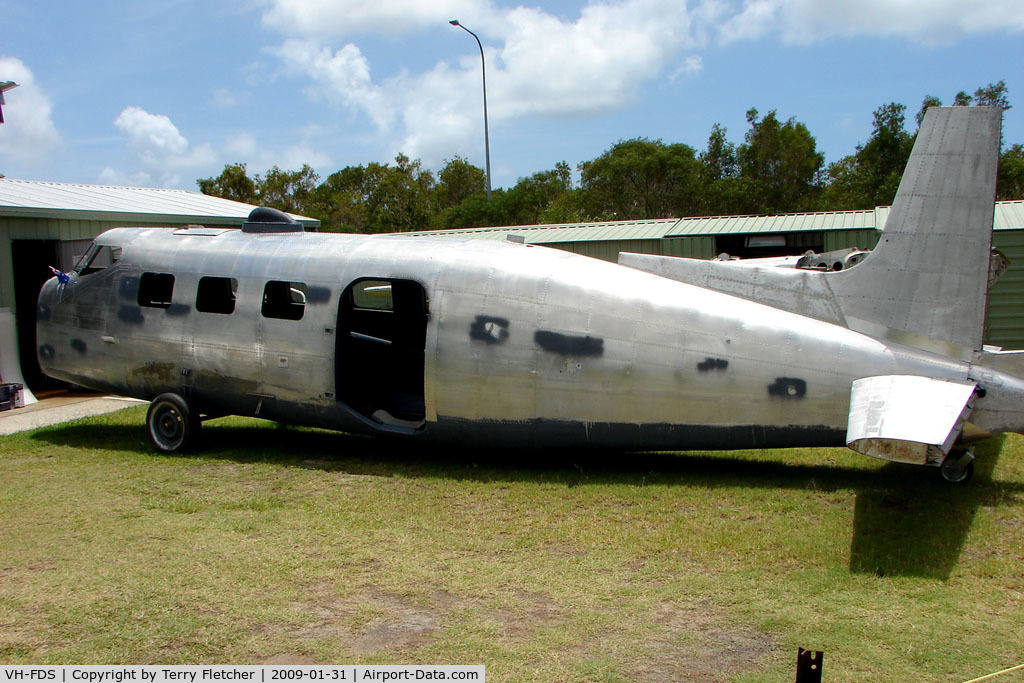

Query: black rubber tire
939 457 974 484
146 393 198 453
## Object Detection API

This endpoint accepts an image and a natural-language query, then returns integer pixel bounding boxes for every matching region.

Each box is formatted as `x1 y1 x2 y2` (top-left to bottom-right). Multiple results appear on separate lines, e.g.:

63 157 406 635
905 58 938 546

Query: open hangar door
9 239 91 393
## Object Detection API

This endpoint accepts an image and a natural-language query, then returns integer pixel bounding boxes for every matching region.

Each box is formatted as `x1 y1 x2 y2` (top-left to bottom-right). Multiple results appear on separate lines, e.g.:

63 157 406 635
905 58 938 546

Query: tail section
621 106 1002 358
828 106 1001 353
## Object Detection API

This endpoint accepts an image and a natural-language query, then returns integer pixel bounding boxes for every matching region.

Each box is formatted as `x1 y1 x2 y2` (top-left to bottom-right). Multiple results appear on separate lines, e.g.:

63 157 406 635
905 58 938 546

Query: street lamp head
449 19 459 26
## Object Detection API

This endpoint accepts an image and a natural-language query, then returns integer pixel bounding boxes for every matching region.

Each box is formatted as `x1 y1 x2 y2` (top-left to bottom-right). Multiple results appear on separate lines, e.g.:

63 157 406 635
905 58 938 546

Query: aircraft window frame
76 244 123 276
138 272 175 309
262 280 307 321
350 280 394 311
195 276 238 315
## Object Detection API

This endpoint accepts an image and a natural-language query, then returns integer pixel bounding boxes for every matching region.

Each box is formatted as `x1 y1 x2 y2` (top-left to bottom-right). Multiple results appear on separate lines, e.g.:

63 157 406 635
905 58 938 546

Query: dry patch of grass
2 406 1023 681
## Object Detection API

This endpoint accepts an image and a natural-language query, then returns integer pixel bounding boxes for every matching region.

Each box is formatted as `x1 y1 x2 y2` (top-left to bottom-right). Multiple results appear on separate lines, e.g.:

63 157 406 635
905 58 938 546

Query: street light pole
449 19 491 200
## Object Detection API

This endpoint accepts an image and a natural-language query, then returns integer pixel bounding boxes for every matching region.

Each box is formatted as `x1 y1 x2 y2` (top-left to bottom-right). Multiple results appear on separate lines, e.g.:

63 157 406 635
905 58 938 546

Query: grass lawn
1 406 1022 681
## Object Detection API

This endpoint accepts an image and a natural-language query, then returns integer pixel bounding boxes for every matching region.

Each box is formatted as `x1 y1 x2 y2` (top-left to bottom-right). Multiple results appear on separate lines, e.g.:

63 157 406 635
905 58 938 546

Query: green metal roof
401 202 1023 243
0 178 319 228
401 218 680 244
994 200 1024 230
663 209 879 237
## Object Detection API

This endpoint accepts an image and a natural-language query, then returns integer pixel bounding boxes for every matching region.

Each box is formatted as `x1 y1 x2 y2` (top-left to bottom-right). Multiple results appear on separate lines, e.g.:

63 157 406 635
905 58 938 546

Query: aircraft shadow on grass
32 421 1022 582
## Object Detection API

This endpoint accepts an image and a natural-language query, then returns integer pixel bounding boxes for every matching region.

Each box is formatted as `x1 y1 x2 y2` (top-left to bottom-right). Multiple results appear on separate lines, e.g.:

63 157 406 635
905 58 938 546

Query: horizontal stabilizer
618 252 847 325
846 375 976 465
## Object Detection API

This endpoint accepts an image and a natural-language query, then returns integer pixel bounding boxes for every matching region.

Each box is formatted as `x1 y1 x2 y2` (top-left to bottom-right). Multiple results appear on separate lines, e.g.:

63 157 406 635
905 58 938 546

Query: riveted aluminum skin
33 107 1024 464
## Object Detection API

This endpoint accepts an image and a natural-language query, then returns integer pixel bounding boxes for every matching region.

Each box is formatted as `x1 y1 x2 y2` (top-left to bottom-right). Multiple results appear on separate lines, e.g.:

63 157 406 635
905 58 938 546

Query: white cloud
220 130 332 177
112 106 217 187
211 87 251 109
259 0 1024 170
0 57 61 165
671 55 704 81
263 0 484 37
263 0 714 167
267 39 387 126
718 0 1024 44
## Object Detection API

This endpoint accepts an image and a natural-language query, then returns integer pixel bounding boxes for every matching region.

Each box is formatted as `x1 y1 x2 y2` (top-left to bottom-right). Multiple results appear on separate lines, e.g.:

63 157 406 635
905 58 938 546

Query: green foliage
197 162 257 204
736 108 824 214
998 144 1024 200
434 155 486 212
197 82 1021 232
259 164 319 214
362 154 435 233
915 95 943 128
823 103 914 210
578 138 701 220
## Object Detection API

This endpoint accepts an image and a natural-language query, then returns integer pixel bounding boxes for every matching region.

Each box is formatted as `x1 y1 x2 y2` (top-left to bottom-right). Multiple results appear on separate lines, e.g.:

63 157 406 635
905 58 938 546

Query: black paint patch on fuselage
470 315 510 344
305 286 331 304
118 305 145 325
768 377 807 398
535 330 604 357
165 303 191 317
70 338 87 354
697 357 729 372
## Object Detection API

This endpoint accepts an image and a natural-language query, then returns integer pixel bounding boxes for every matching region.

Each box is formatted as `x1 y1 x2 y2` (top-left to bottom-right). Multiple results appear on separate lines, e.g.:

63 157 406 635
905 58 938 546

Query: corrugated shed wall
823 229 881 252
986 230 1024 349
548 239 664 262
547 237 717 261
663 236 716 259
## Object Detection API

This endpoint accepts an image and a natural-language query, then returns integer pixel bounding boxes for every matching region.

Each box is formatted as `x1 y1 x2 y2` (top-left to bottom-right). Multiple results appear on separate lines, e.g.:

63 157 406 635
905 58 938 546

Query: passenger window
77 245 122 276
351 280 394 311
138 272 175 309
196 276 238 314
262 280 307 321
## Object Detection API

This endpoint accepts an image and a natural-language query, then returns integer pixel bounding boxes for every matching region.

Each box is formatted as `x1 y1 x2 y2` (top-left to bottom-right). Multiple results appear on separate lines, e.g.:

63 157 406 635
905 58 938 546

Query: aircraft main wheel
939 449 975 484
147 393 198 453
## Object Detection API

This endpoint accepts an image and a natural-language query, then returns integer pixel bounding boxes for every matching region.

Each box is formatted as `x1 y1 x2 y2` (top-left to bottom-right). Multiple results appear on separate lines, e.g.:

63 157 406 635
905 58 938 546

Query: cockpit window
76 244 122 276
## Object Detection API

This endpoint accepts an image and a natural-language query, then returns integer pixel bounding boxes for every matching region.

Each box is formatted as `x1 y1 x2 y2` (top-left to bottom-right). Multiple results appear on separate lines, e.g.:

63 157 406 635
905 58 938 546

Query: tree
736 109 823 214
363 154 435 233
698 123 744 215
503 162 573 225
578 138 701 220
258 164 319 214
917 81 1011 127
915 95 943 128
974 80 1011 110
823 103 913 209
308 163 386 232
434 156 486 211
998 144 1024 200
197 163 257 204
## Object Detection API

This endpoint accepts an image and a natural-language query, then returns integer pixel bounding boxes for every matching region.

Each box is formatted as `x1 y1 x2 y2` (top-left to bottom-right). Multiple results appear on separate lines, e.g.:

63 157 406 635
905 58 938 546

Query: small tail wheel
939 448 975 484
147 393 199 453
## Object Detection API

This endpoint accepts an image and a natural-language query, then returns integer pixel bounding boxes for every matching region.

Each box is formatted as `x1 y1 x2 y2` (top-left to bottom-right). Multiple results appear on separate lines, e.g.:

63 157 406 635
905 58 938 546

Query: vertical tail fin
829 106 1001 354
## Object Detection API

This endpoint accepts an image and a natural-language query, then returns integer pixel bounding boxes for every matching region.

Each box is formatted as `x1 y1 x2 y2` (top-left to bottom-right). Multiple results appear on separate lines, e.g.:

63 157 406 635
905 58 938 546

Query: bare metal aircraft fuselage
33 220 1021 445
33 108 1024 479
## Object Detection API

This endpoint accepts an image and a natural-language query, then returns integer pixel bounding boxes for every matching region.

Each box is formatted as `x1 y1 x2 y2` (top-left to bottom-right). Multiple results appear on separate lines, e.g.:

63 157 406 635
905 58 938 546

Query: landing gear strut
939 448 975 484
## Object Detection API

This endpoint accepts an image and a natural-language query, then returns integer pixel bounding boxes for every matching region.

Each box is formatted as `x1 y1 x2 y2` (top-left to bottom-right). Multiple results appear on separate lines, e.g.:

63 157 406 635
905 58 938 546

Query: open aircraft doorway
336 278 428 428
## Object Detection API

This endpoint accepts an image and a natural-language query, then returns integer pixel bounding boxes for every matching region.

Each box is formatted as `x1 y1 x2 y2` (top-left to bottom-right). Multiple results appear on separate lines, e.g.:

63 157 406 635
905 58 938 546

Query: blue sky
1 0 1022 193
